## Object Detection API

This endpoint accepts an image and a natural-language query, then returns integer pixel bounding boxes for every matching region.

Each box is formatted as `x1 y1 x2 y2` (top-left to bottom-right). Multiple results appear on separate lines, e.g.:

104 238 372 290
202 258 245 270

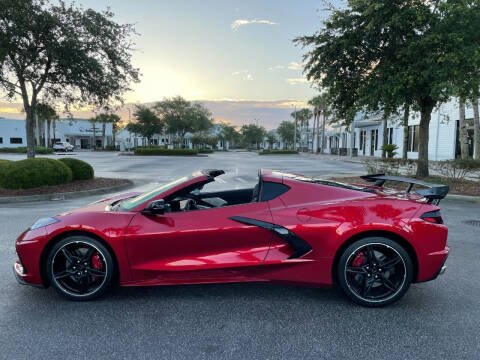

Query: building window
387 128 394 145
407 125 419 152
0 137 3 144
10 137 22 144
359 131 366 150
371 129 378 150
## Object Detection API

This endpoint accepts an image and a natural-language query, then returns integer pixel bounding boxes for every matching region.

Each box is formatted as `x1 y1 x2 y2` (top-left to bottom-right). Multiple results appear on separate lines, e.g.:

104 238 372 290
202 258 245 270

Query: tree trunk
102 122 106 149
25 107 36 158
113 126 116 148
381 114 388 158
92 123 97 149
458 97 469 160
321 111 326 154
52 119 56 144
402 105 410 160
47 120 51 147
473 98 480 160
416 100 434 178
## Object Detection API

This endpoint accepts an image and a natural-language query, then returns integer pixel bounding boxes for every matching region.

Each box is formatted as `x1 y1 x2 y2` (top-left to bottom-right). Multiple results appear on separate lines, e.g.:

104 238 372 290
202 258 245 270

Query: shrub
198 149 214 154
134 147 198 156
104 145 120 151
432 159 480 182
381 144 398 158
58 158 94 180
0 146 54 154
259 150 299 155
364 158 417 176
1 158 72 189
0 159 12 184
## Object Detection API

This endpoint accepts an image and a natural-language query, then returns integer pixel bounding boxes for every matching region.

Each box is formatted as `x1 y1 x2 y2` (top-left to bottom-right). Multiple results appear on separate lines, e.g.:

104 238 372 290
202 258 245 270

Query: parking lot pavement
0 152 479 359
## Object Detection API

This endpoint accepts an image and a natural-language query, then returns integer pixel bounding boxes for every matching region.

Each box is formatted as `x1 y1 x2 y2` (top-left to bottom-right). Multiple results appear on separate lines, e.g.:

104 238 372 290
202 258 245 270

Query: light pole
293 105 297 151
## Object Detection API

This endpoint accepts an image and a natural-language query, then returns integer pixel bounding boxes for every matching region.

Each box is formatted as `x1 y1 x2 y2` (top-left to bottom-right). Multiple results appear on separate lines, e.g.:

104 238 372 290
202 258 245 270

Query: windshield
120 175 192 210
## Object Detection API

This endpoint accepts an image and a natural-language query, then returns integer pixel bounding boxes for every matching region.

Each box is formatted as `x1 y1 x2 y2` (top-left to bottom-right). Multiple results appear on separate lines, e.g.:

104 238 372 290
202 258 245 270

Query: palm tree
88 116 98 149
308 93 330 153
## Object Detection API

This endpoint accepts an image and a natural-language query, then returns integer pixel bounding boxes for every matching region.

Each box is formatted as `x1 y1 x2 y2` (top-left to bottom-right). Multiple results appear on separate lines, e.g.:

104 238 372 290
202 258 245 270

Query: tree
266 131 277 150
0 0 139 158
219 123 240 148
402 105 410 160
36 103 58 147
88 117 98 149
126 105 163 144
458 98 469 159
277 121 296 149
290 108 313 150
473 99 480 160
296 0 480 177
309 94 331 153
110 114 121 148
154 97 213 145
241 124 266 149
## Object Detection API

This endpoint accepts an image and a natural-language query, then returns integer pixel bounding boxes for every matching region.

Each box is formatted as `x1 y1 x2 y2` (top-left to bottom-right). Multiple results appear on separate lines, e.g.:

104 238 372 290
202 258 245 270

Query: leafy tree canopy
127 105 163 141
0 0 140 157
241 123 266 148
154 96 213 139
277 121 296 145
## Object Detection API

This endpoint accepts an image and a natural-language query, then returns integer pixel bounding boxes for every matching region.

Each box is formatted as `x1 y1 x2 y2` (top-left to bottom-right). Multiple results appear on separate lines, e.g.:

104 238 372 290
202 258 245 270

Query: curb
0 181 136 204
445 194 480 203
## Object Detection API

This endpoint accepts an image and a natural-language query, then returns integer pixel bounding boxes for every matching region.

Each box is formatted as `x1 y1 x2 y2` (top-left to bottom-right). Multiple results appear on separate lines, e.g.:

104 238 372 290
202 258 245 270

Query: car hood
59 191 141 214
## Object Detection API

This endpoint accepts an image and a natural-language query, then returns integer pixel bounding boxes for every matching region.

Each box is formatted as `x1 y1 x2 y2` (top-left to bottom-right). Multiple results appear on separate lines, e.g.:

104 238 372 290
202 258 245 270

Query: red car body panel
14 169 449 290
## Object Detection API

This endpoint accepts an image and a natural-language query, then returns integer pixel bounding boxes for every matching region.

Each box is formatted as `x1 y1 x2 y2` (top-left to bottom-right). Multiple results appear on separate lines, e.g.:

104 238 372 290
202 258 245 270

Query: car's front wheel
337 237 413 307
46 235 114 301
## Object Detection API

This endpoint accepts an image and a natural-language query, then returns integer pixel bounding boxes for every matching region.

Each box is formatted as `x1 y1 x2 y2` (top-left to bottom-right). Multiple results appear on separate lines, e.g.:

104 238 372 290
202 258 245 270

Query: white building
0 118 113 149
324 98 475 160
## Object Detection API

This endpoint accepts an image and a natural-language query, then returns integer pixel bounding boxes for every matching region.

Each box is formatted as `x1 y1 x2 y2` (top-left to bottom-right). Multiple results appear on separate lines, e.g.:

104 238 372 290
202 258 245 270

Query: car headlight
29 217 60 230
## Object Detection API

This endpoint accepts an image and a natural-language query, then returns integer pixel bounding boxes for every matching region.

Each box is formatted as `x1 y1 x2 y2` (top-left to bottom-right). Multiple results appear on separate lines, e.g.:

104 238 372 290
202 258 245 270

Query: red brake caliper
352 252 365 267
91 253 103 280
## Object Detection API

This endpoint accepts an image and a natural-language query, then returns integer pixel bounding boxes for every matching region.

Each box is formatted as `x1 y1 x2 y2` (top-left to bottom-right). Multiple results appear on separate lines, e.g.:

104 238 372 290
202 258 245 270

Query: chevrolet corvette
14 169 450 307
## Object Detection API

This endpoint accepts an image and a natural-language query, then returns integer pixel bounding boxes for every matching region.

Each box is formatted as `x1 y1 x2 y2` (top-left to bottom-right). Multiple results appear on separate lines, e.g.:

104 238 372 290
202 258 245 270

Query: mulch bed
0 178 133 197
329 176 480 197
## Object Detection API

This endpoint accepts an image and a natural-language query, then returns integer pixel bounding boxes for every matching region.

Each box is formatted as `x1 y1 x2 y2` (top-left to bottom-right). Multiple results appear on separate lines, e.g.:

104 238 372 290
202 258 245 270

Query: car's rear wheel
46 236 114 301
337 237 413 307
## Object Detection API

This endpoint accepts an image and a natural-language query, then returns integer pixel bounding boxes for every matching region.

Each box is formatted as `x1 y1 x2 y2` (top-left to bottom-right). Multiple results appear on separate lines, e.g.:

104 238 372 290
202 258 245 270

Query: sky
0 0 332 129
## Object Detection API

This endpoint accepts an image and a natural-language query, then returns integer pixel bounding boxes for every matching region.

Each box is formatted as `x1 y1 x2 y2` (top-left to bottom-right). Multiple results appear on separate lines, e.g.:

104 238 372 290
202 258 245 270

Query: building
324 98 476 160
0 118 113 149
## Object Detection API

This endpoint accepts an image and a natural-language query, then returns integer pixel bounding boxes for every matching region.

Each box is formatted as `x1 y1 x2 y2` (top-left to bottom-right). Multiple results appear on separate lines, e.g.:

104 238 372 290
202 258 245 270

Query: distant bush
198 149 214 154
104 145 120 151
134 147 198 156
364 158 417 176
432 159 480 182
381 144 398 158
58 158 94 180
259 150 298 155
1 158 72 189
0 146 54 154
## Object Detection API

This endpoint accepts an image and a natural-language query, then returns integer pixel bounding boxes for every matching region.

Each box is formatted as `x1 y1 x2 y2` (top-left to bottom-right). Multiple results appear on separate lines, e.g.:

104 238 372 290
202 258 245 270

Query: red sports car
14 169 449 306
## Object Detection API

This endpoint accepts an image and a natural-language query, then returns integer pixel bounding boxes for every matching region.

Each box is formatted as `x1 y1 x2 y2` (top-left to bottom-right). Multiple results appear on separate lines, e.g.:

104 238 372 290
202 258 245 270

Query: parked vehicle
53 141 74 152
13 169 449 306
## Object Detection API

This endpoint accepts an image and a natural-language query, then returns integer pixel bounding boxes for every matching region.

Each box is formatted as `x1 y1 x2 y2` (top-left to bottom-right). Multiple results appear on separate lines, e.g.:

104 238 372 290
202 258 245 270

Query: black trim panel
229 216 312 259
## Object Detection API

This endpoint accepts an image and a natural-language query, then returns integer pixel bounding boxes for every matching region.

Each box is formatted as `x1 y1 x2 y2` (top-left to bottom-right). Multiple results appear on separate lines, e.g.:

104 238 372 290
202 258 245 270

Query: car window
120 176 191 210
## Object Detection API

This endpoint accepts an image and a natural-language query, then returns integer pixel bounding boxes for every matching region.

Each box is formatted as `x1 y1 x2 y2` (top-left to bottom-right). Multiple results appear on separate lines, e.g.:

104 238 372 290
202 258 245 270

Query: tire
337 237 413 307
46 235 114 301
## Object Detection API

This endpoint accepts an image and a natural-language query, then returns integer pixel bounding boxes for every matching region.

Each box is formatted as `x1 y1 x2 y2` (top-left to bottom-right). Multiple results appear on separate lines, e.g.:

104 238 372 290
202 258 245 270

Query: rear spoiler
360 174 449 205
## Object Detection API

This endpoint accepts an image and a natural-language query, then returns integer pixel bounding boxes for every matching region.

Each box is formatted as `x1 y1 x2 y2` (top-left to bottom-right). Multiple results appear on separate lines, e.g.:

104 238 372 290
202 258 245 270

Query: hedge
1 158 72 189
58 158 94 180
259 150 299 155
198 149 214 154
0 146 54 154
0 159 12 184
134 147 198 156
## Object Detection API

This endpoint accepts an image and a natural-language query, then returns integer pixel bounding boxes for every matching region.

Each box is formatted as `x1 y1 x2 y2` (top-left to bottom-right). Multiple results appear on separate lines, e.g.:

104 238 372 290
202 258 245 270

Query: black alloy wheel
337 237 413 307
46 236 114 301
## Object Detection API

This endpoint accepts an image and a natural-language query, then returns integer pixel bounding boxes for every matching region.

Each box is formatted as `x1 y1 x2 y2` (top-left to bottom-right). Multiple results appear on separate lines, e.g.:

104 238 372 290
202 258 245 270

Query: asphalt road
0 152 479 359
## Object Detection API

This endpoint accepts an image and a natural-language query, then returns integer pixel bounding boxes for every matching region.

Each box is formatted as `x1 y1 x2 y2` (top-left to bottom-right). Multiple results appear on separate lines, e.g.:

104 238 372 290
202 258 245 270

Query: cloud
286 77 310 85
268 65 285 71
231 19 278 31
287 62 303 70
232 70 253 81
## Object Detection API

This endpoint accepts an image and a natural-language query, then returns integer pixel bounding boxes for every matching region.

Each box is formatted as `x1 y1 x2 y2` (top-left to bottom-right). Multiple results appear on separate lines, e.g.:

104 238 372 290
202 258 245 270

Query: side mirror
141 199 166 216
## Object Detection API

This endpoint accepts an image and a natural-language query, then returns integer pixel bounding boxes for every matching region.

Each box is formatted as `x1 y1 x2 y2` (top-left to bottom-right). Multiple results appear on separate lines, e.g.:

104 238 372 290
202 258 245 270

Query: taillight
420 210 443 224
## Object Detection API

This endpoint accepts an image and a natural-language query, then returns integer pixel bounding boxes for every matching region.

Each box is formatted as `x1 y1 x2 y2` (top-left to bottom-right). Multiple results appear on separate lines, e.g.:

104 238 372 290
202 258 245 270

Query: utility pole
293 106 297 151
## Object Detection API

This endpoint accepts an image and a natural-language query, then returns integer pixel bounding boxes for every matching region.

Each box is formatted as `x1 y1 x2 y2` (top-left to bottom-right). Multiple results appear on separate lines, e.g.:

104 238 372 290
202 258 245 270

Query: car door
124 201 274 283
